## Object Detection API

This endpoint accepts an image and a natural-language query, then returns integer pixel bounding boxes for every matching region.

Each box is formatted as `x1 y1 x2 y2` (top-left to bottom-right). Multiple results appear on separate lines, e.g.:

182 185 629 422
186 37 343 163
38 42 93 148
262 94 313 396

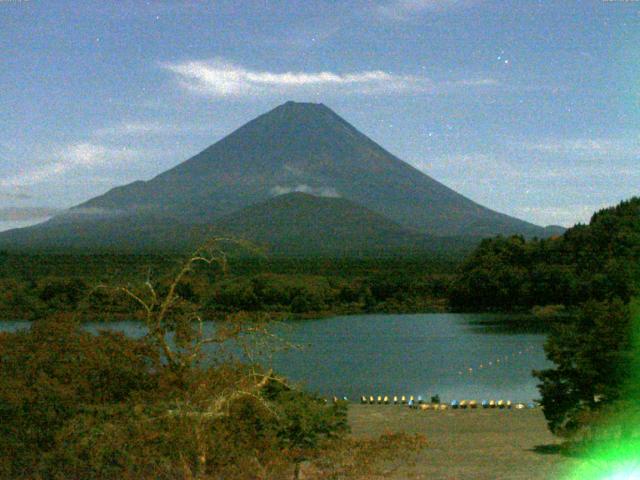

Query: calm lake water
1 313 550 402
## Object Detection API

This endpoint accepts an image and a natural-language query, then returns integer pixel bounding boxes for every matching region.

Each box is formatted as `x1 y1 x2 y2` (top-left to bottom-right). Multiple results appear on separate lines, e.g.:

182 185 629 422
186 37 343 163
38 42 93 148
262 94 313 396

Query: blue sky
1 0 638 231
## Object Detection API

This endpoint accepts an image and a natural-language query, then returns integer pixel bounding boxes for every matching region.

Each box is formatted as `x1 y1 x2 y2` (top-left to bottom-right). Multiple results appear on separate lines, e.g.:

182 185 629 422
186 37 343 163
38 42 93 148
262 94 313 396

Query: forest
0 253 454 321
449 198 640 312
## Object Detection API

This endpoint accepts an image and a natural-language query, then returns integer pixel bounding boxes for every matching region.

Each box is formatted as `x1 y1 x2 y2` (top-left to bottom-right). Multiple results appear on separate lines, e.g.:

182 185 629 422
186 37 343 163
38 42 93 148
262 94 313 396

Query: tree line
449 198 639 312
0 254 453 321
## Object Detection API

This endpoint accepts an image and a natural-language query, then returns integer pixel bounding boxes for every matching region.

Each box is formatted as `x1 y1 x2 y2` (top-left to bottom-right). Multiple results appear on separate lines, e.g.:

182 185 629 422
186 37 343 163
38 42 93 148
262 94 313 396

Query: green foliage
0 254 454 321
263 380 349 456
521 199 640 439
450 197 640 311
533 300 633 436
38 277 88 309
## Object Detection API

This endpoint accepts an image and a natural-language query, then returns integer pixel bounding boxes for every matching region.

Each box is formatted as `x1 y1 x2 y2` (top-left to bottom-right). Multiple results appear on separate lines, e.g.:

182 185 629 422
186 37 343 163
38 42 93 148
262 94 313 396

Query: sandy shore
348 405 579 480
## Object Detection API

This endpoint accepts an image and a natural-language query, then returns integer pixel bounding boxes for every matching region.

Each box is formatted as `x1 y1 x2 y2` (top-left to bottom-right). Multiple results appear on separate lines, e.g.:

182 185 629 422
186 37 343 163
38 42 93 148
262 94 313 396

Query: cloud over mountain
0 207 60 222
376 0 480 20
270 184 340 198
163 59 498 98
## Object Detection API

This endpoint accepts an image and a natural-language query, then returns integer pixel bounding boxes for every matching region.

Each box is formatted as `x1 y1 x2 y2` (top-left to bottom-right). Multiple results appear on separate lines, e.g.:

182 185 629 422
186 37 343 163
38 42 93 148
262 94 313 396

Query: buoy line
455 345 536 376
327 345 541 410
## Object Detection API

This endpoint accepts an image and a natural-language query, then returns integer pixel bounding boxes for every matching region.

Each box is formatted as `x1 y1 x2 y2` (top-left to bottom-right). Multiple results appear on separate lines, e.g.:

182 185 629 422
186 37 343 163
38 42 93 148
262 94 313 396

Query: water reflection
461 313 554 335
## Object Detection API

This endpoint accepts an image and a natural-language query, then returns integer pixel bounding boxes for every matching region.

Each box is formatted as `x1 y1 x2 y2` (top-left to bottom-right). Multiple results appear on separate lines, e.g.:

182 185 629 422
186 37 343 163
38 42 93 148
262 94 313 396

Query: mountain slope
0 212 213 253
0 101 558 253
70 101 548 237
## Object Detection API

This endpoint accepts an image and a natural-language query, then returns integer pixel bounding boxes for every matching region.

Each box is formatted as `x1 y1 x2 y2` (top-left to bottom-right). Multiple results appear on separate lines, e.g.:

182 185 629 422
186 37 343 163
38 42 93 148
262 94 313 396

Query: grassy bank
348 404 578 479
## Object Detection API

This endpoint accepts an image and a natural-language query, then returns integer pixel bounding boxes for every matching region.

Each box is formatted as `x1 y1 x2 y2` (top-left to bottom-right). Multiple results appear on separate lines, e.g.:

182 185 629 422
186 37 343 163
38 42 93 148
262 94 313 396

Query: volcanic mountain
0 101 560 254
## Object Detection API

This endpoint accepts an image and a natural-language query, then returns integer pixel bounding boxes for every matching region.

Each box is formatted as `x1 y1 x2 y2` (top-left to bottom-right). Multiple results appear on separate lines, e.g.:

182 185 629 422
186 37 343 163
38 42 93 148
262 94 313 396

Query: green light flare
563 300 640 480
564 440 640 480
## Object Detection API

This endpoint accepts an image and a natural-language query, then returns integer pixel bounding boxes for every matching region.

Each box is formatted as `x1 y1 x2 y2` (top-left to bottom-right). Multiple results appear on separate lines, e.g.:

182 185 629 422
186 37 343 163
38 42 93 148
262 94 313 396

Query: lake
1 313 550 402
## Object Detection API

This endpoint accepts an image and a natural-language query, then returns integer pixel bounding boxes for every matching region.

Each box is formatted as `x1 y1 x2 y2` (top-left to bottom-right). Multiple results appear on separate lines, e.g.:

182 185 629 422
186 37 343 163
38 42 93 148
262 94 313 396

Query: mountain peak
71 101 549 238
279 100 326 109
266 100 333 120
0 102 554 253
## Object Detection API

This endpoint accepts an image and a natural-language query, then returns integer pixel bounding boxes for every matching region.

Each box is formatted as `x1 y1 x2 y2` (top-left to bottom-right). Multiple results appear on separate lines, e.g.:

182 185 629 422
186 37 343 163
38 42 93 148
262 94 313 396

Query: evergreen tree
534 299 633 436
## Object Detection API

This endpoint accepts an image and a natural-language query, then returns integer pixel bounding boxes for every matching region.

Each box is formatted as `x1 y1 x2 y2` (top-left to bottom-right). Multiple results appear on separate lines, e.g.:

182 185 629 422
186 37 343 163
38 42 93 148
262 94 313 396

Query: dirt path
348 405 579 479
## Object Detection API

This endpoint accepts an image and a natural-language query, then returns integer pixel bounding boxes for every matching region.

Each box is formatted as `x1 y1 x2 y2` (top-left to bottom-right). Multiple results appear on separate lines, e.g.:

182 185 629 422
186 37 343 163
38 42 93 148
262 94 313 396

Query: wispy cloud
94 121 169 137
519 137 640 158
59 206 127 219
0 206 61 222
0 143 139 188
376 0 479 21
94 121 214 138
271 184 340 198
0 191 33 201
162 59 498 98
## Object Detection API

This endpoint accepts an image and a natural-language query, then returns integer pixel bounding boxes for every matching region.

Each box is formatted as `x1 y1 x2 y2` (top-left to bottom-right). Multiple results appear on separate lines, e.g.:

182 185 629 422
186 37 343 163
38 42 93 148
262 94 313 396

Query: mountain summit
0 101 556 253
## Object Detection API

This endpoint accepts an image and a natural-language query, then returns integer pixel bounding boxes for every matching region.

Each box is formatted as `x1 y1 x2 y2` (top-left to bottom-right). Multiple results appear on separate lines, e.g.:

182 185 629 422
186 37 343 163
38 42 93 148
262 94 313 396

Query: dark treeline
0 252 457 279
449 198 640 312
0 253 455 321
2 199 638 321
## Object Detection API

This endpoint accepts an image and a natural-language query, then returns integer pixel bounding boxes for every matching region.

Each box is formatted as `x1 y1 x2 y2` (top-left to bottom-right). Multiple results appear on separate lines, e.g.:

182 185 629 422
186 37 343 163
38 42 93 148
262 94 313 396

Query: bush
39 278 88 309
0 314 353 479
0 314 158 478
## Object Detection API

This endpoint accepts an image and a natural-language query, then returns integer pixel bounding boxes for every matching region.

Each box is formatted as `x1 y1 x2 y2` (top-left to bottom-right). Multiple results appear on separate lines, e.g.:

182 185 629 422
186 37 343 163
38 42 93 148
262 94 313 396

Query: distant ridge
216 192 451 256
0 101 561 254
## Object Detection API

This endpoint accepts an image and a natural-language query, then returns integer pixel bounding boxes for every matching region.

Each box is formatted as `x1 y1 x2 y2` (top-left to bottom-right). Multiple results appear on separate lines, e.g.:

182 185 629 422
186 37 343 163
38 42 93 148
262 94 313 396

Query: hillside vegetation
0 243 426 479
450 198 640 312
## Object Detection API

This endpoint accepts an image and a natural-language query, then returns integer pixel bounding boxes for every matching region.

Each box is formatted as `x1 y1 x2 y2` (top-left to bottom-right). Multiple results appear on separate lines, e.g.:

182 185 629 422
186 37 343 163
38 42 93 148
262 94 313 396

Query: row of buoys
457 345 536 376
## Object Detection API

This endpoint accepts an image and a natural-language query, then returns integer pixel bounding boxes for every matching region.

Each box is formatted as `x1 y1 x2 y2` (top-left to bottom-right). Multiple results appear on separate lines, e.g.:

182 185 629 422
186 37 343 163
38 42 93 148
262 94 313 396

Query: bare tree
100 237 293 478
105 237 254 370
